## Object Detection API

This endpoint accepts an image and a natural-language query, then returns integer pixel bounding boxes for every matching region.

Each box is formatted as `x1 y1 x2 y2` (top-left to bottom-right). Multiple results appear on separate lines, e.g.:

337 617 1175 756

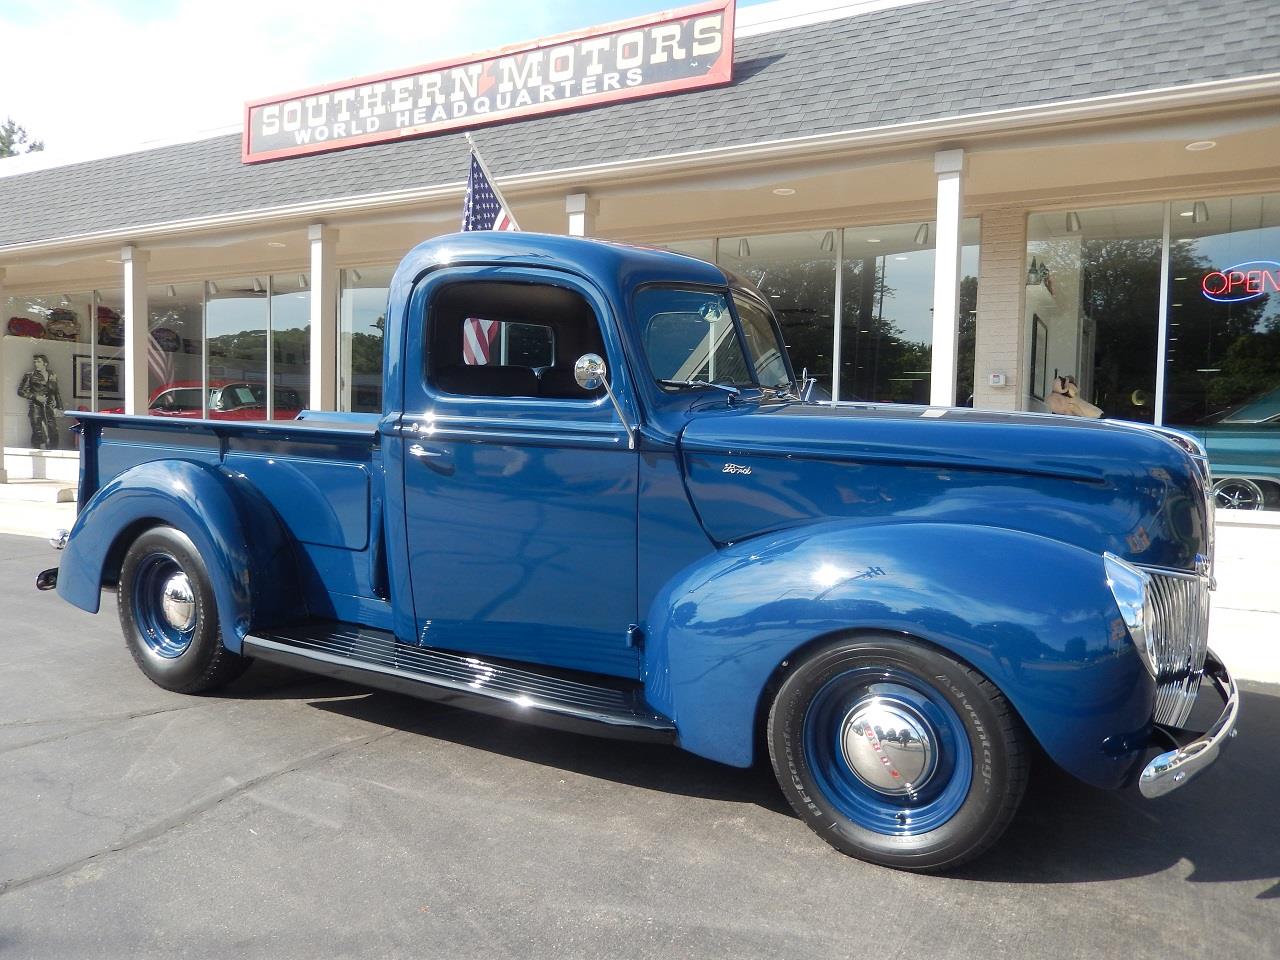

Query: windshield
635 286 793 393
732 291 794 391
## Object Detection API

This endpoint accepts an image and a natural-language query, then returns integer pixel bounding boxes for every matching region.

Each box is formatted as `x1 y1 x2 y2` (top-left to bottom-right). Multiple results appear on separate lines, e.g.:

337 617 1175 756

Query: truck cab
43 232 1237 872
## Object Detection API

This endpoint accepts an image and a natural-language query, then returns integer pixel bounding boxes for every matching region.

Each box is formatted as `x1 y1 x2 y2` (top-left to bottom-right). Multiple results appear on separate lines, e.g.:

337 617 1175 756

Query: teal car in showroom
1191 387 1280 510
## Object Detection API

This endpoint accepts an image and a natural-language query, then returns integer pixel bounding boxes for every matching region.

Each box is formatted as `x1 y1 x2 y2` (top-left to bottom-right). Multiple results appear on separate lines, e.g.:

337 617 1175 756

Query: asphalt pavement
1 533 1277 959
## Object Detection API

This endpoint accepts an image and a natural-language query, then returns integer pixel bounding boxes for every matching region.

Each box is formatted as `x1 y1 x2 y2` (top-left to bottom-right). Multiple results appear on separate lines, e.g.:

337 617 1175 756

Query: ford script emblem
722 463 752 475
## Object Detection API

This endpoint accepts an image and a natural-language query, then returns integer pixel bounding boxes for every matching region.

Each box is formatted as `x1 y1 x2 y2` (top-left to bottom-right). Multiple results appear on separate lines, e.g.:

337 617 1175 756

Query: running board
241 621 676 744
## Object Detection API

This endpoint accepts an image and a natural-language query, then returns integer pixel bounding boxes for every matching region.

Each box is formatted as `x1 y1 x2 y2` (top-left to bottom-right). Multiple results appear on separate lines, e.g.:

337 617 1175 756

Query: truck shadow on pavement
277 668 1277 894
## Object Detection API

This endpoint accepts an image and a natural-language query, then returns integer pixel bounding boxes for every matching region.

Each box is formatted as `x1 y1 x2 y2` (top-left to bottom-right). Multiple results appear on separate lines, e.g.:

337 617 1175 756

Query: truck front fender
643 520 1154 789
57 459 299 652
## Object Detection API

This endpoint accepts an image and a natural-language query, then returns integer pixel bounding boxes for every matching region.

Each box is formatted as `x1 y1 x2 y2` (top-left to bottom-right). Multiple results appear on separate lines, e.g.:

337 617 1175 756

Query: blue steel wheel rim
132 554 197 659
802 666 973 836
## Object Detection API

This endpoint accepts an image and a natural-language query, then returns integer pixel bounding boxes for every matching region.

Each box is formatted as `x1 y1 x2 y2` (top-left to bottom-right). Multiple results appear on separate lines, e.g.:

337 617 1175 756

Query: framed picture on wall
73 354 124 401
72 354 93 400
1030 315 1048 401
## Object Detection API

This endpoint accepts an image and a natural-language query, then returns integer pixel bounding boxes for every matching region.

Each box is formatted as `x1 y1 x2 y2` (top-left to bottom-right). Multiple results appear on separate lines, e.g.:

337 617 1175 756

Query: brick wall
972 207 1027 411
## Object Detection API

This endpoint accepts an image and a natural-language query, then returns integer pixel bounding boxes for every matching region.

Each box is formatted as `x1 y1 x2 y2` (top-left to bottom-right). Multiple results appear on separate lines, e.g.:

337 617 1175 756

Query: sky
0 0 770 161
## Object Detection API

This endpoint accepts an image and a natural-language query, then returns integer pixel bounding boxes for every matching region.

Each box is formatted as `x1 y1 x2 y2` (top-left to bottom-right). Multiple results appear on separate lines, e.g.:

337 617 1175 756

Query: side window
461 318 554 368
428 280 606 401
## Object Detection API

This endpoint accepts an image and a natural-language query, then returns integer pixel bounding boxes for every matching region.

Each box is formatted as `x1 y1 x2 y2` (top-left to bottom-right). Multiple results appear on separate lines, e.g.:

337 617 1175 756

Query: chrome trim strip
1140 650 1238 799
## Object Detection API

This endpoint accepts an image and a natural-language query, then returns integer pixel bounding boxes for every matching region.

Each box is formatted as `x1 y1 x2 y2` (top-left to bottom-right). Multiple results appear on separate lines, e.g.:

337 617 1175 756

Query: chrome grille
1143 566 1212 727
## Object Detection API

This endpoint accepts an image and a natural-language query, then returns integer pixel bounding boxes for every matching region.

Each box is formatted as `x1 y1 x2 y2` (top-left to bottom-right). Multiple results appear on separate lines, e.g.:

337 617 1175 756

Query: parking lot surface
1 533 1276 959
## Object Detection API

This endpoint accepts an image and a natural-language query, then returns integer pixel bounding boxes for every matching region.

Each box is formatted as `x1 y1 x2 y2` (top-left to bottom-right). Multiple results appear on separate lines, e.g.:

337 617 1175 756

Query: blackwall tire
767 634 1029 872
117 526 249 694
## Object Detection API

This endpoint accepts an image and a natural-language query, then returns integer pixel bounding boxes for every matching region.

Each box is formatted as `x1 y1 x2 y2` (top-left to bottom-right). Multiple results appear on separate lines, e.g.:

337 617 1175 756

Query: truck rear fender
57 459 300 652
642 520 1156 789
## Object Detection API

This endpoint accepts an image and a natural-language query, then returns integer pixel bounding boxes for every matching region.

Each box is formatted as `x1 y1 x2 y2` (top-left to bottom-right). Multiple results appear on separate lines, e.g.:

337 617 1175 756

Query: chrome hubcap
160 573 195 632
840 697 936 796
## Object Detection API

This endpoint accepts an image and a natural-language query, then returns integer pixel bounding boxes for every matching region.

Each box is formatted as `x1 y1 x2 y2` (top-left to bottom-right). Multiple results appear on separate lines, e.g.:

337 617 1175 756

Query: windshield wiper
658 379 743 401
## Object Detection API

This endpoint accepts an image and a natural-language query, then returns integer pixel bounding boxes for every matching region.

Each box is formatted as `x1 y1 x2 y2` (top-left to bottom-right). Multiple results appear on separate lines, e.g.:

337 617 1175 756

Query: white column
122 245 150 415
309 224 338 411
930 149 966 407
566 193 592 237
0 267 7 478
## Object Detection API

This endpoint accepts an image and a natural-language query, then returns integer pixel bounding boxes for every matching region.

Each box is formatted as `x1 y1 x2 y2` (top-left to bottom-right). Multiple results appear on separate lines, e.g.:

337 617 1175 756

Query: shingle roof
2 0 1277 249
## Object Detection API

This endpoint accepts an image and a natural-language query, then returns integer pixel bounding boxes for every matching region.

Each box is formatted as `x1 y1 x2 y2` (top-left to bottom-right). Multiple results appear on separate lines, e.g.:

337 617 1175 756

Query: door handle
408 442 454 475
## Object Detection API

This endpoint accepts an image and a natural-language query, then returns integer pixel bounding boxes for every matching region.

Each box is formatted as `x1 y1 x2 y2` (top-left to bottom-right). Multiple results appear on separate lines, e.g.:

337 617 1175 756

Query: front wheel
117 526 249 693
1211 477 1266 511
767 634 1028 872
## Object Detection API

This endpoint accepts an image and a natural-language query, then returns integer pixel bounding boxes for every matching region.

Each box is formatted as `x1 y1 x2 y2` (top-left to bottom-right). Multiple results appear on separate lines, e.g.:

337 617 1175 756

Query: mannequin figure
17 353 63 449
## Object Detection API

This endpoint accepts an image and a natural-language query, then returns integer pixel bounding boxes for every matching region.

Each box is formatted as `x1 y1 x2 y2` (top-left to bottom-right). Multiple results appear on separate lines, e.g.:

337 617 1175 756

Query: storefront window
717 231 837 396
1165 194 1280 426
339 266 394 413
1025 203 1164 421
147 282 205 415
206 278 268 419
838 220 980 404
3 291 91 450
91 289 125 414
270 274 310 417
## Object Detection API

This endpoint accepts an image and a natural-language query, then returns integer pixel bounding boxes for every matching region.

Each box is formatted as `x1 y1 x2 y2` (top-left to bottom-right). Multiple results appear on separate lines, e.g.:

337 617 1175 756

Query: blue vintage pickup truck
41 233 1237 871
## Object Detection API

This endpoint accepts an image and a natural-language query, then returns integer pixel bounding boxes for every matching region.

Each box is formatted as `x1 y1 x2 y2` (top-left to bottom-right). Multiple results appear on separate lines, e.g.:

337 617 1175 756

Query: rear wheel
117 526 248 693
767 634 1028 872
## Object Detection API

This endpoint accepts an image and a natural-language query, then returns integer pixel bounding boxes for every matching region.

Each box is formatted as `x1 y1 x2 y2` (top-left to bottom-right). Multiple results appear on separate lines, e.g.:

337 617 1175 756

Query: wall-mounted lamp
1192 201 1210 224
351 269 363 283
819 231 835 252
298 274 308 288
252 278 264 293
60 294 71 306
913 223 930 246
1066 211 1082 233
737 239 751 258
166 285 177 298
207 281 219 296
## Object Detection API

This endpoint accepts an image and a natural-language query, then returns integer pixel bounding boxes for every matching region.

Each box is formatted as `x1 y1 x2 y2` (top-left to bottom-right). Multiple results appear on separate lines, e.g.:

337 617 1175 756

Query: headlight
1104 553 1157 678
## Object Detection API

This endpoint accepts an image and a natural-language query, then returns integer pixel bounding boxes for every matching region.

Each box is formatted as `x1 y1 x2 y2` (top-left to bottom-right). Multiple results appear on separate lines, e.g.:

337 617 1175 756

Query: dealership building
1 0 1278 508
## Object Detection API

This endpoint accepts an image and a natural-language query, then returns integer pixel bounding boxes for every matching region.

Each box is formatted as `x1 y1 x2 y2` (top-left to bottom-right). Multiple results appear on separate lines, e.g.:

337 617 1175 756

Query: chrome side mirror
799 366 818 403
574 353 607 391
573 353 635 449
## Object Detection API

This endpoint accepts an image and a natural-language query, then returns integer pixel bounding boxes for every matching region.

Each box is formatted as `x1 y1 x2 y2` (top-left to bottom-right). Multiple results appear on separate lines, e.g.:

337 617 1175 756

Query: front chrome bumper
1139 649 1238 798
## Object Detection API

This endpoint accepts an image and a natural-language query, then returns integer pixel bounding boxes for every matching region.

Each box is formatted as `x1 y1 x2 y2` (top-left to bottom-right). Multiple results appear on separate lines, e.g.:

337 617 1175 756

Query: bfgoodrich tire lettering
117 526 249 693
767 634 1028 872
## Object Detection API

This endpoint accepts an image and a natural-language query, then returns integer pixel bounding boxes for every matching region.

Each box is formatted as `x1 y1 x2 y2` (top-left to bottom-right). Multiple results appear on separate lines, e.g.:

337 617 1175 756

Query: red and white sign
243 0 735 163
1201 261 1280 303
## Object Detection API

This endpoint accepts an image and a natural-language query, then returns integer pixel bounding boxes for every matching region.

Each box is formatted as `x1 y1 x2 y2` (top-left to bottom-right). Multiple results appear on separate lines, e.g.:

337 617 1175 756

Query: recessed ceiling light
772 187 796 196
1185 140 1217 152
1179 210 1194 217
895 256 909 261
267 241 288 248
866 238 881 243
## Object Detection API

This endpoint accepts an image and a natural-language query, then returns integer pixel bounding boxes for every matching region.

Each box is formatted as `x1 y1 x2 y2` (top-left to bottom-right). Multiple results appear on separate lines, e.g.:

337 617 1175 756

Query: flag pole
464 132 521 231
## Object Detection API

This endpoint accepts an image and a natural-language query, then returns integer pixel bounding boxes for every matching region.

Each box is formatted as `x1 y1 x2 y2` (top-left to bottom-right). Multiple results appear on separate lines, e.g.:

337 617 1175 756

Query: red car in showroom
104 380 304 420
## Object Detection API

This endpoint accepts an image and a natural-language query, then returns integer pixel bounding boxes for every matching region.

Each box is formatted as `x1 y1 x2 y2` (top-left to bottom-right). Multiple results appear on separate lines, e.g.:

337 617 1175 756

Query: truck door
399 268 641 679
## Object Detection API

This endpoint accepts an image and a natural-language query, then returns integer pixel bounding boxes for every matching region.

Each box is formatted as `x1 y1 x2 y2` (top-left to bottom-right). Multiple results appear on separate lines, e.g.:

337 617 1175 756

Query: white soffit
736 0 938 37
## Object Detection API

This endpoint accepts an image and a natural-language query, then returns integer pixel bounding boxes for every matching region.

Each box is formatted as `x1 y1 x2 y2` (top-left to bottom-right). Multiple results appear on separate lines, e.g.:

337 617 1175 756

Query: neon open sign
1201 261 1280 303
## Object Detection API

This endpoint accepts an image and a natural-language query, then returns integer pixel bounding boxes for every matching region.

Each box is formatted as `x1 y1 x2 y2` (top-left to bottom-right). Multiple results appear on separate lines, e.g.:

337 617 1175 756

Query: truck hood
677 402 1210 570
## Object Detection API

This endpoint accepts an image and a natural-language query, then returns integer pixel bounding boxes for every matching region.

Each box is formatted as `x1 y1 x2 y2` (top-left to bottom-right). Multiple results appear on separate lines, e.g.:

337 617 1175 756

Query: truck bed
72 410 390 628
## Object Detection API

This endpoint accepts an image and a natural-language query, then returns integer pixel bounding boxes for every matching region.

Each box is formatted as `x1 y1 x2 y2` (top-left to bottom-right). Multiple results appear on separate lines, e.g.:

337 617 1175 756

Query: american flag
460 147 520 362
147 325 174 392
461 152 519 233
462 317 500 366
